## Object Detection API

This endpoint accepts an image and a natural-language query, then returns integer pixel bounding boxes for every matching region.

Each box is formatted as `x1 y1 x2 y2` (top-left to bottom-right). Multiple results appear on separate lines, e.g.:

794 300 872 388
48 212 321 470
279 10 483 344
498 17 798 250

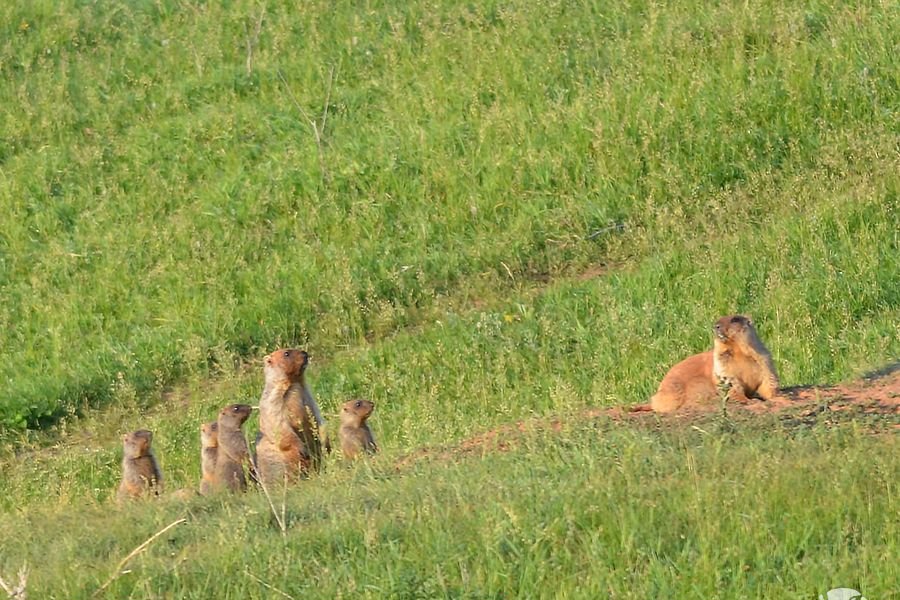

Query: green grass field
1 0 898 597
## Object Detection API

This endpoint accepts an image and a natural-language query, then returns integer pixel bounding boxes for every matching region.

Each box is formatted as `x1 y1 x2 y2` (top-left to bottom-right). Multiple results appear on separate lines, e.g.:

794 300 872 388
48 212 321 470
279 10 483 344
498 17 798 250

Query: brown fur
117 430 163 502
712 314 779 403
213 404 253 493
255 349 329 485
650 315 779 413
339 399 378 460
199 421 218 496
650 351 719 413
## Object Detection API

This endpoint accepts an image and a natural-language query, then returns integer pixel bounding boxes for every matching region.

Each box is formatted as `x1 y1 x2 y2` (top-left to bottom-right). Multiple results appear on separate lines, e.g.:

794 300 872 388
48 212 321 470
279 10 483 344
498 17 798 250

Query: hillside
1 0 898 597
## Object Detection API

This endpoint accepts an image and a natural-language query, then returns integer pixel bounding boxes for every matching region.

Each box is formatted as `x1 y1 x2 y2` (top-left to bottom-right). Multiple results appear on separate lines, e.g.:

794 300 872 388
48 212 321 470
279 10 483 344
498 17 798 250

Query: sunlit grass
1 418 896 598
0 0 898 596
1 0 897 430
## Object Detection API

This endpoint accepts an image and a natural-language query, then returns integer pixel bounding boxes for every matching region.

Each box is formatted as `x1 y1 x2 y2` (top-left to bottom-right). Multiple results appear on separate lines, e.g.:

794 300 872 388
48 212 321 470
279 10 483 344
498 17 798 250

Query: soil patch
398 366 900 468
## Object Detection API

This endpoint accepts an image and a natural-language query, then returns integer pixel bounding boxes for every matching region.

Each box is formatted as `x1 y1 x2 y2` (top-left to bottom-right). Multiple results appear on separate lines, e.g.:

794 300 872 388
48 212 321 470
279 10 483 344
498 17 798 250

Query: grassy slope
1 418 898 598
1 0 899 597
1 0 897 430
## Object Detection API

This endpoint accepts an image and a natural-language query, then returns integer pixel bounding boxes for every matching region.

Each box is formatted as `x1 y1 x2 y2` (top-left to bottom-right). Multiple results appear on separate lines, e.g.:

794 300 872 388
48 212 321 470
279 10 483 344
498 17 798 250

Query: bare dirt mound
781 364 900 413
398 366 899 468
770 365 899 431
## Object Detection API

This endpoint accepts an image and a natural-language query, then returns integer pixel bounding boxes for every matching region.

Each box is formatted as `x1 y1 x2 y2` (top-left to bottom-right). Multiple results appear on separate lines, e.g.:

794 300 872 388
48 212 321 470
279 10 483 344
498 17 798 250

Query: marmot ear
745 315 753 326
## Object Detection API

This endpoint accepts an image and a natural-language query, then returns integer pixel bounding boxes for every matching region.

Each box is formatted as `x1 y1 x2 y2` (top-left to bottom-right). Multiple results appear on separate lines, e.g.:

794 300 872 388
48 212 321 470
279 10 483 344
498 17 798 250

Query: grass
0 0 898 597
1 417 897 598
1 0 897 430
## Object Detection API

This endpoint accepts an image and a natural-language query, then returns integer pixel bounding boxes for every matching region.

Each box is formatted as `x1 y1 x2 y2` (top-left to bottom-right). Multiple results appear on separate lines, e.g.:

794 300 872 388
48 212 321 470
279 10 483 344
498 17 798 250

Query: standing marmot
199 421 218 496
712 314 779 403
256 348 329 485
213 404 254 493
339 399 377 460
650 315 779 413
117 429 163 502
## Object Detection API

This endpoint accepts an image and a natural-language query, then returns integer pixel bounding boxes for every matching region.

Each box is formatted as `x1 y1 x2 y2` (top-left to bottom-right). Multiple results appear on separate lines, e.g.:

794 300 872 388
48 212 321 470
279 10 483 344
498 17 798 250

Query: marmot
712 314 779 403
255 348 329 485
213 404 254 493
650 351 719 413
199 421 218 496
117 429 163 502
339 399 377 460
650 315 779 413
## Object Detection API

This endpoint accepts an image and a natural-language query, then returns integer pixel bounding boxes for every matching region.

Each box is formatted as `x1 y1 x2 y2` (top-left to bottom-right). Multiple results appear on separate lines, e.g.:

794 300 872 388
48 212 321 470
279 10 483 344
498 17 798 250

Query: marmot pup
117 429 163 502
213 404 254 493
339 399 377 459
199 421 218 496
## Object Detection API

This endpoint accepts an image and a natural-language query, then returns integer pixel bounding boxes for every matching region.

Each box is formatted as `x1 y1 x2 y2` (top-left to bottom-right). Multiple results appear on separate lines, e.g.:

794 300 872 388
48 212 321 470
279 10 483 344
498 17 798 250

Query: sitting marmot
117 429 163 502
651 315 779 413
339 399 377 459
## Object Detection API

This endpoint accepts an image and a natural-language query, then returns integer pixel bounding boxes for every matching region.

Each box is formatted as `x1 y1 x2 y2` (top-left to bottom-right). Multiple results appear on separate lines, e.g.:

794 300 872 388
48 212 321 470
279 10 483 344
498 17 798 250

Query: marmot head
713 315 754 342
218 403 253 429
123 429 153 459
340 399 375 426
200 421 219 447
264 348 309 381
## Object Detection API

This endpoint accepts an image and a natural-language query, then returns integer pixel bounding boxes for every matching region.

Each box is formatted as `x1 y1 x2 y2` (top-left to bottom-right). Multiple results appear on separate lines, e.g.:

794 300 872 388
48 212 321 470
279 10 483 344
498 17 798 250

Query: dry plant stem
93 518 187 597
257 473 286 534
320 63 337 146
244 4 267 75
243 569 295 600
280 472 287 533
276 65 338 184
244 432 258 485
277 70 317 140
0 563 28 600
586 222 626 240
500 261 515 283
